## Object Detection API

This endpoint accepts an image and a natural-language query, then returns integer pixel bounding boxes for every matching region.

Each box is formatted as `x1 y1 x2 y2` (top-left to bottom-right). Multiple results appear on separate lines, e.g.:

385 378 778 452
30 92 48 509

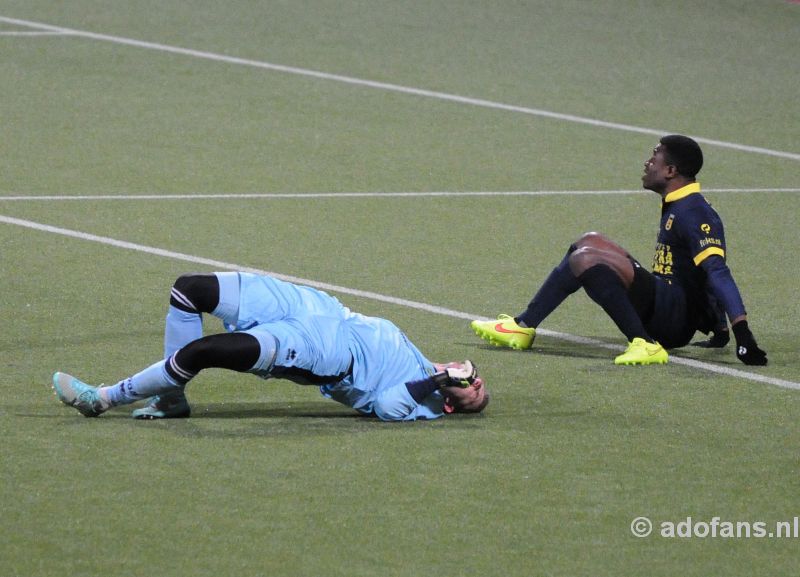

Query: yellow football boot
470 314 535 350
614 337 668 365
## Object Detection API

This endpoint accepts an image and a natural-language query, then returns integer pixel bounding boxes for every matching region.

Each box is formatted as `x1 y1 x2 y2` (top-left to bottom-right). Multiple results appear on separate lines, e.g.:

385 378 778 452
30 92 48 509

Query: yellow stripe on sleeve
693 246 725 265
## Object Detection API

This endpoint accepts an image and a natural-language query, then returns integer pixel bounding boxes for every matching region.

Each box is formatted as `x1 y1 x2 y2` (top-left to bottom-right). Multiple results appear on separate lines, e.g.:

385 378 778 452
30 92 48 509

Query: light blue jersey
216 273 444 421
321 313 444 421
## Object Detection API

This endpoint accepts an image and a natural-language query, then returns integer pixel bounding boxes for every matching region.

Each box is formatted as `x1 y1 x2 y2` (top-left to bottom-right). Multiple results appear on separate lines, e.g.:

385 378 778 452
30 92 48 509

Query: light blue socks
103 359 181 406
164 305 203 358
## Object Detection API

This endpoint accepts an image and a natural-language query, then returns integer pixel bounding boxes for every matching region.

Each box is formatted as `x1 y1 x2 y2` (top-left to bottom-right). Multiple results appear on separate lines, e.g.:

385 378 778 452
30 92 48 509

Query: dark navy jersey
651 182 741 331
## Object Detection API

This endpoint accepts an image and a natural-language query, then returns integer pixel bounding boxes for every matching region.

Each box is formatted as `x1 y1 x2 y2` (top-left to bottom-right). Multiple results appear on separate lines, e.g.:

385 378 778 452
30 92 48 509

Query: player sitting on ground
471 135 767 366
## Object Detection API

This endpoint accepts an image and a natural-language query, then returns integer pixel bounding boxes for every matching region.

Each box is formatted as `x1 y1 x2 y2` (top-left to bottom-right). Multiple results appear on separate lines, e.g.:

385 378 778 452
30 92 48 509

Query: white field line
2 213 797 391
1 15 799 163
1 188 799 201
0 30 68 36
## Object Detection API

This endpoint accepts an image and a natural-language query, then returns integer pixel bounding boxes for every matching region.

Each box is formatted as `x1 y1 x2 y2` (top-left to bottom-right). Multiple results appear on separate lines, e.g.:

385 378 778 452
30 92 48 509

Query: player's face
642 145 671 193
442 377 488 414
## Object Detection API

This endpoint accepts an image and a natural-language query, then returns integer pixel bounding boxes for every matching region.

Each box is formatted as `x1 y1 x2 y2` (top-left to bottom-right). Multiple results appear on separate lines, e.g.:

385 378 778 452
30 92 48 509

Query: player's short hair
659 134 703 179
452 389 491 414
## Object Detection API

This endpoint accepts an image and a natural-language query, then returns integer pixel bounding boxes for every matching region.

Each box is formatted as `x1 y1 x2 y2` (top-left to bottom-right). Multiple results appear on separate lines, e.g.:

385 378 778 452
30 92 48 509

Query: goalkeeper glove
731 320 768 366
432 360 478 388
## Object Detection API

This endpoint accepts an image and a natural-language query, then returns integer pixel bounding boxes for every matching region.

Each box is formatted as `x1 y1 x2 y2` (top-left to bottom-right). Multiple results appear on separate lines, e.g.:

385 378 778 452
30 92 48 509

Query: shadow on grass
23 402 364 421
463 338 755 367
24 401 489 439
146 401 489 439
180 402 486 423
188 402 363 420
461 340 612 361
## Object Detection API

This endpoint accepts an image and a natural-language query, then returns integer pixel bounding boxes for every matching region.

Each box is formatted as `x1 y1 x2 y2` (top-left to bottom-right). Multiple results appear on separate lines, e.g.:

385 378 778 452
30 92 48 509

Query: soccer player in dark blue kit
471 135 768 366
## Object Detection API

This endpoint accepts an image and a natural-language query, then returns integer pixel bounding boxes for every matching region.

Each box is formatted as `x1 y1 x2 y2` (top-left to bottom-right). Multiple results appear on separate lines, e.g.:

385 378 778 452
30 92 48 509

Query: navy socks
516 247 581 328
578 264 650 342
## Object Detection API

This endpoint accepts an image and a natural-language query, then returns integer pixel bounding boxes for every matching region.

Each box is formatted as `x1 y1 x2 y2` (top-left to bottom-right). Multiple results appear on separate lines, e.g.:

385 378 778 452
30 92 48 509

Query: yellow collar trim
664 182 701 203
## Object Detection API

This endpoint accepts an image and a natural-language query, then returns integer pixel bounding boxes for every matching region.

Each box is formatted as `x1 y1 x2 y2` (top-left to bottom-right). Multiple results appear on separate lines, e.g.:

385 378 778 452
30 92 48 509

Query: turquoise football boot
52 372 110 417
132 391 191 420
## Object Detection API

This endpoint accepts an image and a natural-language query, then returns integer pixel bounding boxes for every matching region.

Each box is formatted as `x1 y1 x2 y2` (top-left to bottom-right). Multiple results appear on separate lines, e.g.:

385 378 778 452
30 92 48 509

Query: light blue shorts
213 272 351 330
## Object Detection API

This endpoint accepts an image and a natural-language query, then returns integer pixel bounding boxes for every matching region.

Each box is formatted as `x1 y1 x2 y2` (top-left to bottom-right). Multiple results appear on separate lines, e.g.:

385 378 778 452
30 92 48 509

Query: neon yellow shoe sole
470 314 535 350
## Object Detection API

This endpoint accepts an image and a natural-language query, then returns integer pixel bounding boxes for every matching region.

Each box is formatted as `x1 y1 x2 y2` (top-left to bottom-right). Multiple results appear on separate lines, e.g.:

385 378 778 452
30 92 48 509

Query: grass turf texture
1 1 799 575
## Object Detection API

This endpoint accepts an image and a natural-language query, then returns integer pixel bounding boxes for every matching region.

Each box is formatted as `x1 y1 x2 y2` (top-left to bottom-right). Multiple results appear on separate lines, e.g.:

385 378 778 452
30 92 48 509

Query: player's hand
732 321 768 366
436 360 478 388
736 340 768 366
691 328 730 348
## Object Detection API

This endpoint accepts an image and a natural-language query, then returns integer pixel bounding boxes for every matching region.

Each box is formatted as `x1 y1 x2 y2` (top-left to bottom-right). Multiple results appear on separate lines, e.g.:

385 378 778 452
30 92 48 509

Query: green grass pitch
1 1 799 575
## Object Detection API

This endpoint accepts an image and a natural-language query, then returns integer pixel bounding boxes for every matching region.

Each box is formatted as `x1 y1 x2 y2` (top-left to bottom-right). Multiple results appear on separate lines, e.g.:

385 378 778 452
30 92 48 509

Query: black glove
731 321 768 366
691 328 730 348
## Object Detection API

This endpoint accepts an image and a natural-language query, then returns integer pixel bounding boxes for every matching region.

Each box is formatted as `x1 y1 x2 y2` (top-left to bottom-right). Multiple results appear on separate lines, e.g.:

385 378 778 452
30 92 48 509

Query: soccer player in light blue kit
52 273 489 421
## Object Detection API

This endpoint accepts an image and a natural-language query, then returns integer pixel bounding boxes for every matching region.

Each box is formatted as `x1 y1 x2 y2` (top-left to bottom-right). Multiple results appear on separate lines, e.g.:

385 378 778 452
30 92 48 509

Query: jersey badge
665 214 675 231
701 223 711 234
